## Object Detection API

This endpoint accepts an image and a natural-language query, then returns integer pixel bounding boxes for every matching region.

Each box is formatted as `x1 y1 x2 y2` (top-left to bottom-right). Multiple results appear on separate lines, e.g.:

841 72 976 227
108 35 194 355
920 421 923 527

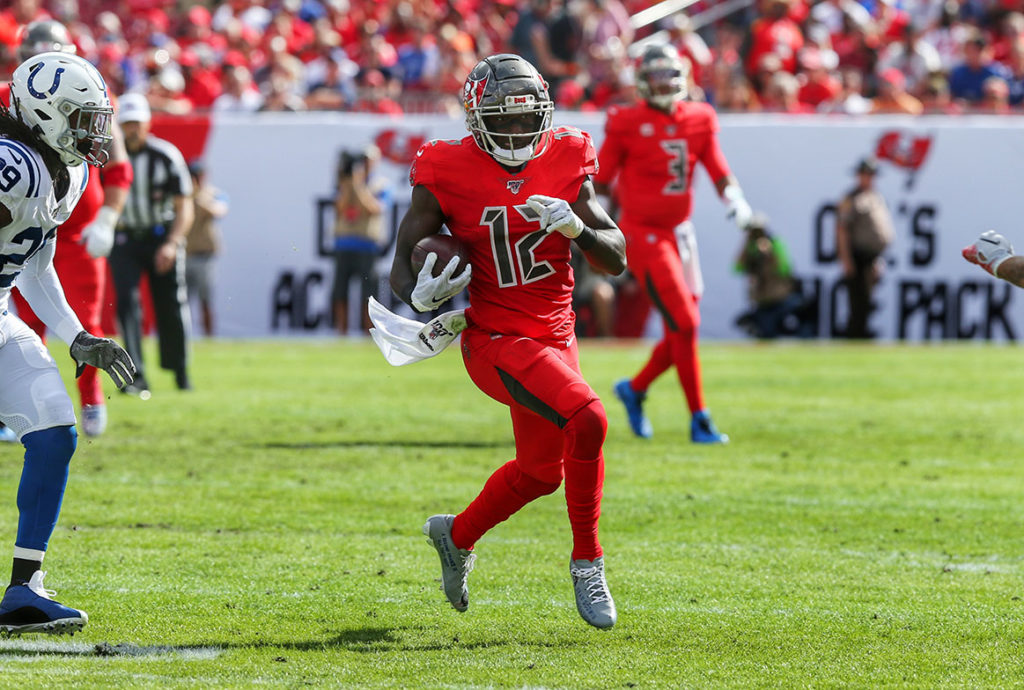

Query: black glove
69 331 136 390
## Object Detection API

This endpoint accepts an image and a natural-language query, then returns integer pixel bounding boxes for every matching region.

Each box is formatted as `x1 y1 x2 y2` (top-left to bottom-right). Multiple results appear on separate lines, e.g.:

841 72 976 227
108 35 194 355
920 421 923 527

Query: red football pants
452 328 607 561
626 233 705 414
11 240 106 407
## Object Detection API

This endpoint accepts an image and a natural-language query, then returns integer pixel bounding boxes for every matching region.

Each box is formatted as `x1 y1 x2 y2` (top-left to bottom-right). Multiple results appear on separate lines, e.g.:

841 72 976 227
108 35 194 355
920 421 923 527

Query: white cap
117 92 151 123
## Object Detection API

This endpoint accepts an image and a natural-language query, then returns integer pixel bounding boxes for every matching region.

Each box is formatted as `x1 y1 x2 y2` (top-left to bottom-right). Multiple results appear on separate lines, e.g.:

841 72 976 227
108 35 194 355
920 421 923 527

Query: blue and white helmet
10 51 113 167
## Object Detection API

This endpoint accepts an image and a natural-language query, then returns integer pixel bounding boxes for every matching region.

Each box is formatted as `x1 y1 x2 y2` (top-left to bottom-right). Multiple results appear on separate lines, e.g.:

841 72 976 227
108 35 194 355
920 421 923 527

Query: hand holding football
411 234 469 278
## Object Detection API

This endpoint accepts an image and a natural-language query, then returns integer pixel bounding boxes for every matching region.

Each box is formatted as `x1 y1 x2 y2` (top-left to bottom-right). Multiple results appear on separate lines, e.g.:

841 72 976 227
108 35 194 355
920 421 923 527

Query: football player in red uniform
389 54 626 628
594 44 753 443
6 20 133 439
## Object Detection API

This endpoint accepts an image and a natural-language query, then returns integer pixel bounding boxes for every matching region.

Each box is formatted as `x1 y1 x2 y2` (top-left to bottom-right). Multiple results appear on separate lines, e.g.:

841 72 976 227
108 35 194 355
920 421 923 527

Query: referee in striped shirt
110 94 194 393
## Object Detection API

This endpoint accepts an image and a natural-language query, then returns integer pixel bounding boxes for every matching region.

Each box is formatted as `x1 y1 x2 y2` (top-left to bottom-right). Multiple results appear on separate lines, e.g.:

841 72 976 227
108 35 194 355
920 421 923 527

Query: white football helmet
10 51 113 167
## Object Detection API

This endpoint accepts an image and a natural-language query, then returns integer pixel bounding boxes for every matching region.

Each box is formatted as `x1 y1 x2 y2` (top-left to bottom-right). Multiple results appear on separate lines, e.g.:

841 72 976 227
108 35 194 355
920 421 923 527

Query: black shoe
175 370 192 391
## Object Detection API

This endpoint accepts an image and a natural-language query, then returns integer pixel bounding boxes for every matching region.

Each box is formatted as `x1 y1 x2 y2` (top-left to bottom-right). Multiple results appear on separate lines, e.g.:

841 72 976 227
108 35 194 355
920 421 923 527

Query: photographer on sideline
733 214 811 339
332 145 390 334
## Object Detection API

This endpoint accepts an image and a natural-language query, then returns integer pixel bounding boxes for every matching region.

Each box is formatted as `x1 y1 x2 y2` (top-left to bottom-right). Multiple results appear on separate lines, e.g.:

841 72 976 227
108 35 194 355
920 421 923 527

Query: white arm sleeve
15 237 84 345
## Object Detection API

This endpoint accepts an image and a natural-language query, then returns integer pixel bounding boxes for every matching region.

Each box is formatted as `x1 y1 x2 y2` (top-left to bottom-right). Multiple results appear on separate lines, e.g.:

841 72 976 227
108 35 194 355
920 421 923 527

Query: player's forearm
101 184 128 215
167 196 194 246
576 226 627 276
18 251 84 345
996 256 1024 288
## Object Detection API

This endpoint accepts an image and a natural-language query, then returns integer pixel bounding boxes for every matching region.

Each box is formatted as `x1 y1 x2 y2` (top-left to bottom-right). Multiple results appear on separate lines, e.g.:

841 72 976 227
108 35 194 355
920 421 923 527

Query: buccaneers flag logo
874 131 933 189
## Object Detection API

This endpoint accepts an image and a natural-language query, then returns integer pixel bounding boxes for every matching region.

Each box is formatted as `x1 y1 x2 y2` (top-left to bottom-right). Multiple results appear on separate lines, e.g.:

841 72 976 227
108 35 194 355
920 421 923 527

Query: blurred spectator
979 75 1011 113
0 0 49 60
949 33 1011 104
353 68 403 114
922 1 973 72
876 23 942 95
0 0 1016 116
746 0 804 77
147 68 192 115
395 19 440 90
212 64 264 112
185 161 229 337
920 72 960 113
510 0 578 92
331 145 389 335
819 67 872 114
435 22 480 97
1006 39 1024 106
582 0 633 50
763 71 813 112
991 11 1024 65
179 49 222 110
871 67 924 114
716 70 761 112
751 52 784 98
797 47 841 108
666 14 710 93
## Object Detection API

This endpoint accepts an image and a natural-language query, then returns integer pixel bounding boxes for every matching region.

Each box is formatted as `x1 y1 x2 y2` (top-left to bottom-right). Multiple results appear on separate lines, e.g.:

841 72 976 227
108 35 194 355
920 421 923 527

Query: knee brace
564 399 608 462
17 425 77 552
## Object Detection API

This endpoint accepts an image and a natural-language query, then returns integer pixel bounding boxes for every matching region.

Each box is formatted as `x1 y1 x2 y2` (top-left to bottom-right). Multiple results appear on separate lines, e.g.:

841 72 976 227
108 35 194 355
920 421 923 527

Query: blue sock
16 426 77 553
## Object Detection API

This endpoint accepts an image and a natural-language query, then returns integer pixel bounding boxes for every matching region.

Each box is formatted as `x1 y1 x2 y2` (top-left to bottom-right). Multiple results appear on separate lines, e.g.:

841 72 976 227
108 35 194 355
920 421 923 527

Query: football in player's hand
411 234 469 277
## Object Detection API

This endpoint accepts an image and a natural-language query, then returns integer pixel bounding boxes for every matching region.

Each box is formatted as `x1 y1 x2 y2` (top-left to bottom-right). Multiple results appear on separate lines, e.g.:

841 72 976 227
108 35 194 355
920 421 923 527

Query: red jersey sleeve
409 141 437 188
694 104 731 186
593 107 628 187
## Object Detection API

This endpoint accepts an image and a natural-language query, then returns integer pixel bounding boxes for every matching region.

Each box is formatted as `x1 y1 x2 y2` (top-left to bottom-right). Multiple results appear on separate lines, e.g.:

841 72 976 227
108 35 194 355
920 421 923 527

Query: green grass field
0 337 1023 687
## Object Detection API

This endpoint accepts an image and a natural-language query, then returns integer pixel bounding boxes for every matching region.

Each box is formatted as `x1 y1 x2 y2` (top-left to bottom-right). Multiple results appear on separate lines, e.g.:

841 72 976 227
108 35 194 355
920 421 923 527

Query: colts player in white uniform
0 52 135 635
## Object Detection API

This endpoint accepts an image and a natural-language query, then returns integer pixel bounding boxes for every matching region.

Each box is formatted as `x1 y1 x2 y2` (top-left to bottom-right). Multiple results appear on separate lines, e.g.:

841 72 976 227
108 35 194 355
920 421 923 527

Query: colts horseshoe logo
26 62 64 99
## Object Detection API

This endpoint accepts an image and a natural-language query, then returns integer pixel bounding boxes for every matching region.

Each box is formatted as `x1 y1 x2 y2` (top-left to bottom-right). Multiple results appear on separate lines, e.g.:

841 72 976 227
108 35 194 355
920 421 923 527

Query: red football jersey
410 127 598 342
595 100 731 233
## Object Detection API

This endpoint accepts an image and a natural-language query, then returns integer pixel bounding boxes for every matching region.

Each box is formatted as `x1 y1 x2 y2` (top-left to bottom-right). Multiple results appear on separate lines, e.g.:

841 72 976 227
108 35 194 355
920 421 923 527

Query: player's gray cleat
570 557 616 629
423 514 475 612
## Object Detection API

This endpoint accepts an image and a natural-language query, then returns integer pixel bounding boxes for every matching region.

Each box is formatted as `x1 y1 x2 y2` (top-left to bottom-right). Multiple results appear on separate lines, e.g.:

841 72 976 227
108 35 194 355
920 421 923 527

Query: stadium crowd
1 0 1024 116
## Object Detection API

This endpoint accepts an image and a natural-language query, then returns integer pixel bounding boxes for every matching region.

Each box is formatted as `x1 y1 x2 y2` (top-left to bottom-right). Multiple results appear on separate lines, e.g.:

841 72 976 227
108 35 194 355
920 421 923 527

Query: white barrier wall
205 112 1024 340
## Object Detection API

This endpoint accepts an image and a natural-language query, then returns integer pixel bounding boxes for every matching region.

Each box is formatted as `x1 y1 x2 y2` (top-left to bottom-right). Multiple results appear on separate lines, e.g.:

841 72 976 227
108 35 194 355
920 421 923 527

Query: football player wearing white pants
0 52 135 635
963 231 1024 288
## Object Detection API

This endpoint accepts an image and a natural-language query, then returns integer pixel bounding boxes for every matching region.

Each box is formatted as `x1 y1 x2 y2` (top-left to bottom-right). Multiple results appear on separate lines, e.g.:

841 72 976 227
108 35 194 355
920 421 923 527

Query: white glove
962 230 1014 278
525 194 584 239
367 296 467 366
80 206 119 258
722 185 753 231
410 252 472 312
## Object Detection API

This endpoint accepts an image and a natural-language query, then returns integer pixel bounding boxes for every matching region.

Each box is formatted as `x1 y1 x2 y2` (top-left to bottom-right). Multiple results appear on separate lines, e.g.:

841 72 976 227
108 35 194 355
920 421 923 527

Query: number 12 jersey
410 127 598 343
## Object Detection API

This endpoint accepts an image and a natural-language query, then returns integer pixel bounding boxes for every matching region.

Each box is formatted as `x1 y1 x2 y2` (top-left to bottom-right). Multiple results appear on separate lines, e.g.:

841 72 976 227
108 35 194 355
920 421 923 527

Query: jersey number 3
481 204 555 288
660 140 688 194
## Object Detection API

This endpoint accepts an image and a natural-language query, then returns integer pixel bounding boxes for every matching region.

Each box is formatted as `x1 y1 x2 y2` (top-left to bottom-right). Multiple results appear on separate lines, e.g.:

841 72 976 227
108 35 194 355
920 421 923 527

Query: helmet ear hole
33 109 52 121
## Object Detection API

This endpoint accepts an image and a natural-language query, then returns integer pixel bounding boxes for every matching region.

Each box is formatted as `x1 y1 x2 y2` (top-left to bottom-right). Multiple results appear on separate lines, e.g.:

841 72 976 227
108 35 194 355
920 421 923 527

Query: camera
338 150 368 178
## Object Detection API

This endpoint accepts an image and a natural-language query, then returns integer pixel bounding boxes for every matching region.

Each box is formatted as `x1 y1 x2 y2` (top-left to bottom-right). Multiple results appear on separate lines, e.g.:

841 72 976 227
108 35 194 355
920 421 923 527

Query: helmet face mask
68 107 113 165
637 45 689 109
10 52 113 167
464 54 554 167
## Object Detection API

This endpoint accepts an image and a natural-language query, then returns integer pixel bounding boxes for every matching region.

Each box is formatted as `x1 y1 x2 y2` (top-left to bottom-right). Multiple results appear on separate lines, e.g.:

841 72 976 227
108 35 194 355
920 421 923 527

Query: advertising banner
202 112 1024 340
